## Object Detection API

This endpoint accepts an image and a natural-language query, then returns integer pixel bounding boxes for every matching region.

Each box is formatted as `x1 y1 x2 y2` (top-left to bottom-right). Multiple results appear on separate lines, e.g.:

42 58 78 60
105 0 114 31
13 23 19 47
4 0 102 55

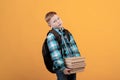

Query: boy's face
49 15 63 28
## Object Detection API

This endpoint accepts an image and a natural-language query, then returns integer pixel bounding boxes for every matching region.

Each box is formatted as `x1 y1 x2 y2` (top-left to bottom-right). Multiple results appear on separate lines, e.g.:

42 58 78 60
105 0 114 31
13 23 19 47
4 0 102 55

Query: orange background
0 0 120 80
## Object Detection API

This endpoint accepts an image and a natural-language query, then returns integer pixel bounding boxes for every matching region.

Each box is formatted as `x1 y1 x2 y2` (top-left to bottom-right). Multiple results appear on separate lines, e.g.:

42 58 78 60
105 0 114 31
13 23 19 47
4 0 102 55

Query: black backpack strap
47 29 62 45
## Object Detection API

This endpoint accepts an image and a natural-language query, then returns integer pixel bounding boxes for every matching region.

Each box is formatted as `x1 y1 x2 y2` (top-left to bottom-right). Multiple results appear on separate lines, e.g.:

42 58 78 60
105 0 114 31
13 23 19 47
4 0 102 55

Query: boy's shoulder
46 29 59 39
47 32 55 39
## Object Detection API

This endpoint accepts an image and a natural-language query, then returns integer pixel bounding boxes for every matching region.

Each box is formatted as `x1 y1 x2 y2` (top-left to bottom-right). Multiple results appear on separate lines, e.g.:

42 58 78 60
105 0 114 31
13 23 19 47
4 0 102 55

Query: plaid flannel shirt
47 28 80 72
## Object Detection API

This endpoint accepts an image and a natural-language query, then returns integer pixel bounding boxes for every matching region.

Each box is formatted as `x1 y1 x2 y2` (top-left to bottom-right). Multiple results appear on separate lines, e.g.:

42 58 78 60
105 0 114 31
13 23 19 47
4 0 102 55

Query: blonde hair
45 11 57 23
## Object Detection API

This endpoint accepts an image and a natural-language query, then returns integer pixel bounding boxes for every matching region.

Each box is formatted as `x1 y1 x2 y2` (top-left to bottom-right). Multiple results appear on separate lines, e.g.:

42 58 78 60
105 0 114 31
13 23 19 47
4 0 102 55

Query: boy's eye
57 17 60 20
53 20 56 23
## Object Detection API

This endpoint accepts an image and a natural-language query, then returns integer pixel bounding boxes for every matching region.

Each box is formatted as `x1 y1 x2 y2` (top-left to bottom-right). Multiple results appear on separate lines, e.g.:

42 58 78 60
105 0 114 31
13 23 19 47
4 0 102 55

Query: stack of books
64 56 86 74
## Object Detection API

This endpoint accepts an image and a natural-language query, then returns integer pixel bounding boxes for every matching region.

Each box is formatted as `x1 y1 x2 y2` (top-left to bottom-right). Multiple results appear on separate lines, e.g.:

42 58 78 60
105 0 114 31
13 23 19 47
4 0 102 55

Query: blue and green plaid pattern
47 28 80 71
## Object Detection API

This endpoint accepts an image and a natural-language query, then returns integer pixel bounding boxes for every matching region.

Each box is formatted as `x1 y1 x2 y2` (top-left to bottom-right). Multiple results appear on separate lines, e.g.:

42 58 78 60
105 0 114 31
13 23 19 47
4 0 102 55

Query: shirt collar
52 27 64 32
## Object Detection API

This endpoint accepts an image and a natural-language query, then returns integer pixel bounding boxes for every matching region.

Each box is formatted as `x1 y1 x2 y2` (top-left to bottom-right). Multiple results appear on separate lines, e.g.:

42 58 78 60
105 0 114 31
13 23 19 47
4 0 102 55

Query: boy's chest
61 34 70 46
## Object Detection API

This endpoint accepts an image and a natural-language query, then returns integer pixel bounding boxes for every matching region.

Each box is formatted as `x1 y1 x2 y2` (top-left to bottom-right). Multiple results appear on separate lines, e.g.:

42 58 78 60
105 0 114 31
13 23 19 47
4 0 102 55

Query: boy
45 11 81 80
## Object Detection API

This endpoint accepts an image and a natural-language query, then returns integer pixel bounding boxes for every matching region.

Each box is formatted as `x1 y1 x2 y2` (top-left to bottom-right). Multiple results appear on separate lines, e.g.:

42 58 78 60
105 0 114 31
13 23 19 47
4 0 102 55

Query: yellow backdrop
0 0 120 80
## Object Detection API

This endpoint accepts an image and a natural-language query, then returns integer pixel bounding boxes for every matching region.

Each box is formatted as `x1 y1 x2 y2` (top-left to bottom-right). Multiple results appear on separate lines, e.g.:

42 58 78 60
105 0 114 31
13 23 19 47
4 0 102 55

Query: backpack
42 29 70 73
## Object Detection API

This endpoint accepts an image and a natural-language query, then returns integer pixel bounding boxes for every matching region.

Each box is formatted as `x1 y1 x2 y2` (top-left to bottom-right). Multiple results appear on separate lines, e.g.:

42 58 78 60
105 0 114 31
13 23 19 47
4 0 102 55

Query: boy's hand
63 68 71 75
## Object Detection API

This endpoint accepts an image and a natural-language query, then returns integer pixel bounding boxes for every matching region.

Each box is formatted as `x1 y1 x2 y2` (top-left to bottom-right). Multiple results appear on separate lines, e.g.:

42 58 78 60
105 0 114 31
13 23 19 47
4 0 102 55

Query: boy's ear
48 22 51 27
48 23 51 27
48 25 51 27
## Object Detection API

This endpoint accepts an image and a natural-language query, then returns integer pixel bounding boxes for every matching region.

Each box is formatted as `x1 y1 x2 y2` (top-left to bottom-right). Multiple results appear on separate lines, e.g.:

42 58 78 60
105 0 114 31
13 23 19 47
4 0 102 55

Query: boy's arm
69 34 81 57
47 33 65 71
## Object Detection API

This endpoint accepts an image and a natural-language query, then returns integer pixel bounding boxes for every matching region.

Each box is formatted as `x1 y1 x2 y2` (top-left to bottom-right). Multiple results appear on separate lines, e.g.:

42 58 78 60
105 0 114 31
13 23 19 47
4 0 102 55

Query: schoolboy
45 11 81 80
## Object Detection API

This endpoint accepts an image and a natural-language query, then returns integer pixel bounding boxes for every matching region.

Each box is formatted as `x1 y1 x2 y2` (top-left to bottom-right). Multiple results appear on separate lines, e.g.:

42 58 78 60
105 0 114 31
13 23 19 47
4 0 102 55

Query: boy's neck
52 27 64 30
